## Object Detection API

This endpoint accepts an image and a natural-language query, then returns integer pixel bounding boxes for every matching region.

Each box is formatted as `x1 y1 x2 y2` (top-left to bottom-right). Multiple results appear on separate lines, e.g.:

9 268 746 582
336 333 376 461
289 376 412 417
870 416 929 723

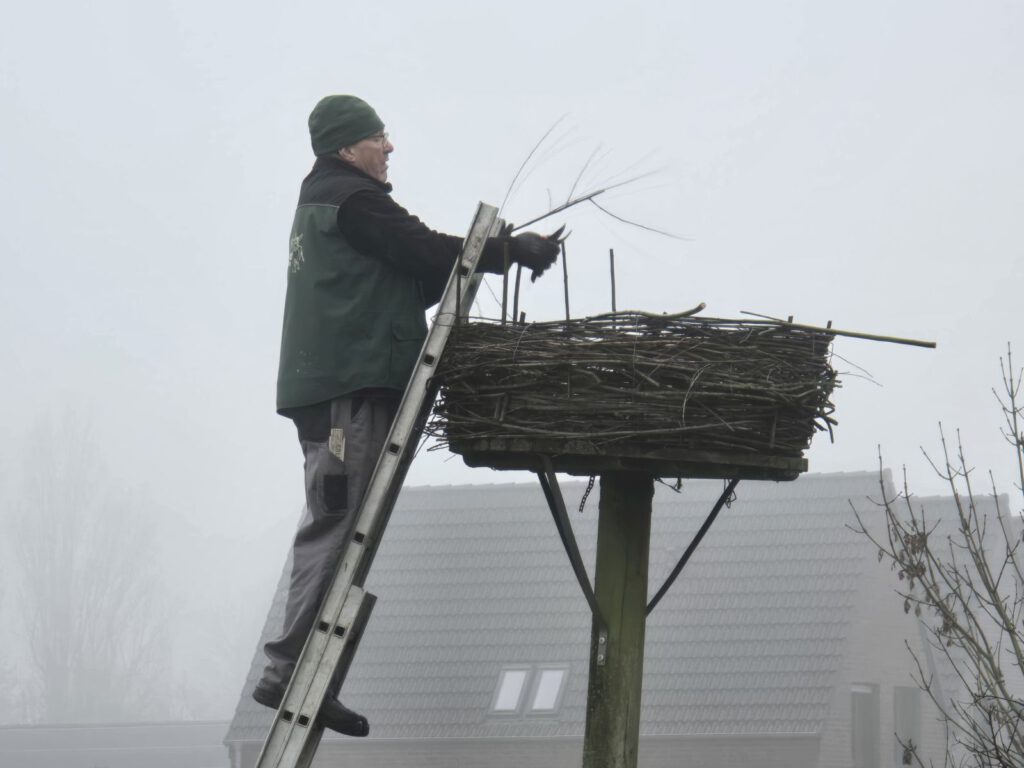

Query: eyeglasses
367 132 389 145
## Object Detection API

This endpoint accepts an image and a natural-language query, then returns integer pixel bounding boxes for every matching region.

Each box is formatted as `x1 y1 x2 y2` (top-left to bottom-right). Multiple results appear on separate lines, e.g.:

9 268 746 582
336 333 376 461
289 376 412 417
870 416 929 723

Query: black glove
512 226 564 282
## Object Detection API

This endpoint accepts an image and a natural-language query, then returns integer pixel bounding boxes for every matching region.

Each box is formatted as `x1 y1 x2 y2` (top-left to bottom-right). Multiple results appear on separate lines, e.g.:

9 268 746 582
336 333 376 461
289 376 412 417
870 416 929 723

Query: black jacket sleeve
337 189 512 307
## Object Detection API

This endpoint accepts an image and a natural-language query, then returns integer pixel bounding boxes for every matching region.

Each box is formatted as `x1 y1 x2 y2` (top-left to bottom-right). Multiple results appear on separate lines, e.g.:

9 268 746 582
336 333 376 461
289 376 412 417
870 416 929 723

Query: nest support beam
535 467 741 768
537 461 605 632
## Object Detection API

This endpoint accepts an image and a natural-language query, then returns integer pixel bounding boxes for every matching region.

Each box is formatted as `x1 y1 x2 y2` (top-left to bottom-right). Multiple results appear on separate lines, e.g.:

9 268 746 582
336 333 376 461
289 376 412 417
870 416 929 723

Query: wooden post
582 472 654 768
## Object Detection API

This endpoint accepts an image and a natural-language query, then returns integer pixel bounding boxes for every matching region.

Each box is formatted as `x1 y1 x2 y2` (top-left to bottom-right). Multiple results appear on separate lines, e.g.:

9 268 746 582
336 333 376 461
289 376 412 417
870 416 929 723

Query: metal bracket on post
596 628 608 667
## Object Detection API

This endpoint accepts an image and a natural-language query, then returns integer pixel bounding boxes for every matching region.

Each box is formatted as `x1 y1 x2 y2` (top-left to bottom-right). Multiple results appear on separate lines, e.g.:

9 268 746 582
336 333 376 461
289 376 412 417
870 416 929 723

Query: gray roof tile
228 472 880 742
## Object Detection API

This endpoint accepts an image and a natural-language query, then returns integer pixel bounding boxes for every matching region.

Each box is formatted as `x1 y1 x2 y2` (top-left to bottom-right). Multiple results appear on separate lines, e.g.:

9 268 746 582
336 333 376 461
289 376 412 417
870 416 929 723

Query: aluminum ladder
254 202 500 768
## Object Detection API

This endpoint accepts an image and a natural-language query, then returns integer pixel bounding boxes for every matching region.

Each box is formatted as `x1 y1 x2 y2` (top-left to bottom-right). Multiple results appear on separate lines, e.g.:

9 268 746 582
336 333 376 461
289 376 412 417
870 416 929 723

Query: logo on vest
289 234 305 273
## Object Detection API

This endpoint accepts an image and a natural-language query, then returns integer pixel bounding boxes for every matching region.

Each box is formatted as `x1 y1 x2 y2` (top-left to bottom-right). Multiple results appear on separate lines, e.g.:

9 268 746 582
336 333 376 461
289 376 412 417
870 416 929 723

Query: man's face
339 132 393 183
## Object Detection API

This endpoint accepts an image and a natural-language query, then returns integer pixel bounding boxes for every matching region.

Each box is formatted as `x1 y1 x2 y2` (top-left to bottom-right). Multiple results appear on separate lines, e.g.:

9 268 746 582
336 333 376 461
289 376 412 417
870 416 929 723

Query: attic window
490 666 570 716
492 668 529 712
529 668 567 712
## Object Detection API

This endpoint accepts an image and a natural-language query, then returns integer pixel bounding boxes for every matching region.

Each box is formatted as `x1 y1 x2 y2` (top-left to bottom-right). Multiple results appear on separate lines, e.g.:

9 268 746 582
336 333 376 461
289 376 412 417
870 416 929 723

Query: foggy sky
1 0 1022 720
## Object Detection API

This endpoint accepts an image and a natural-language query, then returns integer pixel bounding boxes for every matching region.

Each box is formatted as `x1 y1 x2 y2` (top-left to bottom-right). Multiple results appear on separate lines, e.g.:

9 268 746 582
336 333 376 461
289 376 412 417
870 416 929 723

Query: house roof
227 471 883 743
0 721 230 768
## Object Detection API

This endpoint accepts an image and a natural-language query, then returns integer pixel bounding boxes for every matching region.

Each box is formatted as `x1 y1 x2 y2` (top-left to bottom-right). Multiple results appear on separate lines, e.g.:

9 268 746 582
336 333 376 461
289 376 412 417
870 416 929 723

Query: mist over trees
0 408 290 726
5 413 172 723
0 569 29 722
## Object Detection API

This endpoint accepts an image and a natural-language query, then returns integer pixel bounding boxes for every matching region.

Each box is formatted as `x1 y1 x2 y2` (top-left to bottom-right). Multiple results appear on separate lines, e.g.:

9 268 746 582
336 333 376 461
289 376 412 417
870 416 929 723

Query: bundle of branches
429 312 839 459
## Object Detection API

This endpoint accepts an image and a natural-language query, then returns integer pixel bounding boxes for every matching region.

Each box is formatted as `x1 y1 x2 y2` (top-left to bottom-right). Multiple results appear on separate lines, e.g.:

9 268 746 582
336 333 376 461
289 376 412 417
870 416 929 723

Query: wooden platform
451 437 807 481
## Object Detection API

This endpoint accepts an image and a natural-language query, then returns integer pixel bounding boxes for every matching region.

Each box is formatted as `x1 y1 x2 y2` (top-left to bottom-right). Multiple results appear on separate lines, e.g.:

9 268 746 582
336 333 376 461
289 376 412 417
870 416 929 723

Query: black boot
253 682 370 738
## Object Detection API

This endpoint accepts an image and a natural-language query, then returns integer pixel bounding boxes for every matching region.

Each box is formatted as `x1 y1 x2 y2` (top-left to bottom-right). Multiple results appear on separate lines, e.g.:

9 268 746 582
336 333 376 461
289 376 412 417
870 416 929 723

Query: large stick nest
428 312 838 459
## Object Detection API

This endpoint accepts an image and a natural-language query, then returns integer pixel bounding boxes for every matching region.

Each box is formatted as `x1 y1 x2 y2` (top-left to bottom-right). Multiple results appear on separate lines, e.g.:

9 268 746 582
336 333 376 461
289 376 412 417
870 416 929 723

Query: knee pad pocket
321 473 349 514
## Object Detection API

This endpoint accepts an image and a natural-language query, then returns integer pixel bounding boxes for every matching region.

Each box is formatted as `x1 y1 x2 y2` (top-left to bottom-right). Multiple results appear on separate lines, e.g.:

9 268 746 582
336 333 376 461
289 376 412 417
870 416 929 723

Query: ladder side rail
347 249 491 585
254 202 498 768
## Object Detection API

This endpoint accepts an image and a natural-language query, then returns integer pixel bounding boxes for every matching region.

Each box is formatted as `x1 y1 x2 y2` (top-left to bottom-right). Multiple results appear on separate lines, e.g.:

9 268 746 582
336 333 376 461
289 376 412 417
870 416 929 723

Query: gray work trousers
261 390 399 693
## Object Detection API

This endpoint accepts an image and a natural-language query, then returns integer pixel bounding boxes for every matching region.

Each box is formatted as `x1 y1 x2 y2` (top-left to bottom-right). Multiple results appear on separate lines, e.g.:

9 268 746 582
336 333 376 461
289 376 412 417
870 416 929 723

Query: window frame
525 665 570 715
490 666 531 715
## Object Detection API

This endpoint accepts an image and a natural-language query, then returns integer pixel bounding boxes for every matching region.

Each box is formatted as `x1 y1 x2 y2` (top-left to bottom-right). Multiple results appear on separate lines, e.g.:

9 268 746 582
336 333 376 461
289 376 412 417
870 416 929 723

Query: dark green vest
276 162 427 411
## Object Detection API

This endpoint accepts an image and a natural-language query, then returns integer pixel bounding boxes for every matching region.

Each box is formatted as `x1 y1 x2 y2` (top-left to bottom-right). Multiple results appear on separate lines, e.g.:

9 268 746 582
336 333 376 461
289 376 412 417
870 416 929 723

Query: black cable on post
535 459 604 629
646 478 740 616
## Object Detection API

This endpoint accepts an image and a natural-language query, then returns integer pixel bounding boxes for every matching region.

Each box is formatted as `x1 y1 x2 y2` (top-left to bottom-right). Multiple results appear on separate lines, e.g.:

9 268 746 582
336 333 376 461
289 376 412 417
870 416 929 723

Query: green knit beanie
308 95 384 156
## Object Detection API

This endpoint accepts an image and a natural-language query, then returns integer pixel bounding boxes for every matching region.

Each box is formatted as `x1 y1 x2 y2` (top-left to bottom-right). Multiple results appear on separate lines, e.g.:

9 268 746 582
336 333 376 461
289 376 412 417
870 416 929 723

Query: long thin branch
565 142 604 204
588 198 686 240
511 171 660 232
498 116 568 217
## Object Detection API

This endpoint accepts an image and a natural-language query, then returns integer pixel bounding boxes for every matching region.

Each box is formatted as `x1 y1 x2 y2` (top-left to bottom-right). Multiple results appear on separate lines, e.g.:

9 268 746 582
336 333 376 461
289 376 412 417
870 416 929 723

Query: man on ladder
254 94 561 737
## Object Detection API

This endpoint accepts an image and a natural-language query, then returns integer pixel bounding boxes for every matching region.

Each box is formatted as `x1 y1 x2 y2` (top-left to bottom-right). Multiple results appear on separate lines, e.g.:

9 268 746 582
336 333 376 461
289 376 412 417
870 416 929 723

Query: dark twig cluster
428 312 838 459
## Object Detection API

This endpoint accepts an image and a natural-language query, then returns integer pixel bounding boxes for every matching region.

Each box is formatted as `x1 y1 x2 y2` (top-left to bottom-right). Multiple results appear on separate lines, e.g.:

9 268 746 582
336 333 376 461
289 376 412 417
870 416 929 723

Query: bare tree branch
852 346 1024 767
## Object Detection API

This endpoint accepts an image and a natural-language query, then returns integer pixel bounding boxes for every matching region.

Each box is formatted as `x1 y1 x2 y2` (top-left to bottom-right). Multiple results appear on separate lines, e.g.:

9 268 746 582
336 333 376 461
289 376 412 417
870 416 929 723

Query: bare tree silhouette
854 346 1024 768
10 412 171 723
